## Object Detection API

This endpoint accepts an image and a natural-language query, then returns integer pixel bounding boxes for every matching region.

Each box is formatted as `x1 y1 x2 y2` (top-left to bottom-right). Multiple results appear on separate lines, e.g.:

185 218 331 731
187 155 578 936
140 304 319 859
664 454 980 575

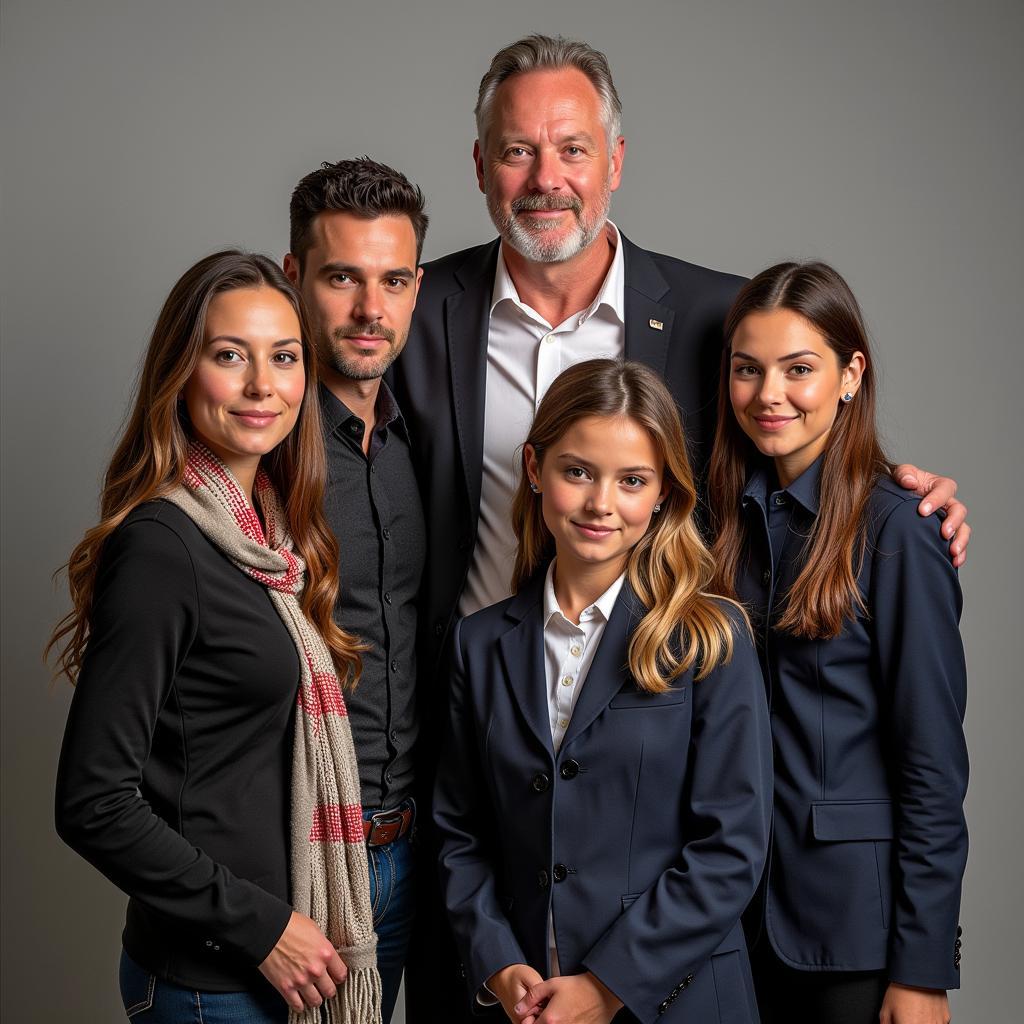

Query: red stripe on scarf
248 548 303 593
189 445 265 542
309 803 364 843
298 670 349 718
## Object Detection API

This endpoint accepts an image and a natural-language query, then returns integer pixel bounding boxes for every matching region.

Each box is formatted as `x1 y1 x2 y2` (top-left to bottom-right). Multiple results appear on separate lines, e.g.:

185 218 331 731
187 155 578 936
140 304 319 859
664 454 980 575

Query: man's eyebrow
556 132 598 147
731 349 823 362
319 262 415 280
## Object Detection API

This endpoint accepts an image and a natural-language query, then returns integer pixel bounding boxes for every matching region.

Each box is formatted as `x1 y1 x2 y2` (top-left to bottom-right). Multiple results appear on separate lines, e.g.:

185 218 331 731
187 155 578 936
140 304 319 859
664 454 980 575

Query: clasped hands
488 963 624 1024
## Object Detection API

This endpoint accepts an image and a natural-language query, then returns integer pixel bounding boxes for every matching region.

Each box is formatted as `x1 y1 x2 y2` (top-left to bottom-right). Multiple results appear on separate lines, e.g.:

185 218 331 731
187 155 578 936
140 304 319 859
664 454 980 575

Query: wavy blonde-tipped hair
511 359 745 691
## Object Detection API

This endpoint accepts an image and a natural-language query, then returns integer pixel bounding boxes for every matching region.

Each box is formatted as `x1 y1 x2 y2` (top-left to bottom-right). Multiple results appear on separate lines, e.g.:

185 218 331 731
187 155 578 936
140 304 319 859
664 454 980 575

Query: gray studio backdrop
2 1 1021 1021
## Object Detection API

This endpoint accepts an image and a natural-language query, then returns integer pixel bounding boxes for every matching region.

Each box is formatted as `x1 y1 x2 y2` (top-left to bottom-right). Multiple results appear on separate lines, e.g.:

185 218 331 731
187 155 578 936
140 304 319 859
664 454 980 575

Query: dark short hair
289 157 428 268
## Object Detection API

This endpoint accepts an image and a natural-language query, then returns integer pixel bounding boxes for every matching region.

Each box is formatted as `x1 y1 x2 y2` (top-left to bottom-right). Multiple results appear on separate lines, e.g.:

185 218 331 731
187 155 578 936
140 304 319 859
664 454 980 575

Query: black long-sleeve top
55 500 299 992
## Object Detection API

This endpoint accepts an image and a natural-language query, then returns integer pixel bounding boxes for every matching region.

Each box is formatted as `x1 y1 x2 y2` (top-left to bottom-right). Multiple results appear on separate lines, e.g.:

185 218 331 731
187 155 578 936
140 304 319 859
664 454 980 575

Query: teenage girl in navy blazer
433 359 773 1024
708 262 968 1024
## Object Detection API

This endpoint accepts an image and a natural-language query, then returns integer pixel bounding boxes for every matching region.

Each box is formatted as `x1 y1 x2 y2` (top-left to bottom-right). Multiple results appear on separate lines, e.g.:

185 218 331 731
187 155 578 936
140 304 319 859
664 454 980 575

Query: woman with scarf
51 250 381 1024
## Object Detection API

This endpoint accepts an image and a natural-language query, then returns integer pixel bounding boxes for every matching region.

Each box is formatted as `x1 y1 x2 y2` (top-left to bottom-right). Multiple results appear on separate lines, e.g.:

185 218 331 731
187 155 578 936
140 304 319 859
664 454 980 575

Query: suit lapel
561 583 645 749
446 240 500 522
497 574 554 759
621 235 674 381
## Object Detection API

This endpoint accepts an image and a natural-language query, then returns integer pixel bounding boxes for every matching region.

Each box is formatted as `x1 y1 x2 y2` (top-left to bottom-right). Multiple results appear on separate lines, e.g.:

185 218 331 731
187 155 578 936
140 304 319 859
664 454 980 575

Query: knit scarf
166 441 381 1024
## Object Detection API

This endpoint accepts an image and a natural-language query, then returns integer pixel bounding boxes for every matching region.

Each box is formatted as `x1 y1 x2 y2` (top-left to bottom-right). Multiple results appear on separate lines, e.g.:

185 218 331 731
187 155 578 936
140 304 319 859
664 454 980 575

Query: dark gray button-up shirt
320 381 425 808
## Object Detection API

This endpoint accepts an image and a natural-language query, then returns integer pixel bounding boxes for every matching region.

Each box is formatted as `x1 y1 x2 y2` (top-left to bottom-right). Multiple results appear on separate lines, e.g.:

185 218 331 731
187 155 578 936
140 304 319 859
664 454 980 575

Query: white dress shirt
543 561 625 973
480 561 626 1001
459 223 626 617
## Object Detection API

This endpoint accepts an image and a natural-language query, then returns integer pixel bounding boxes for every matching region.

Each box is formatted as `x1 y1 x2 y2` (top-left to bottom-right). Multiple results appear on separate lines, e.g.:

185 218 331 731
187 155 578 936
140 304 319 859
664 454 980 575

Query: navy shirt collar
742 454 823 516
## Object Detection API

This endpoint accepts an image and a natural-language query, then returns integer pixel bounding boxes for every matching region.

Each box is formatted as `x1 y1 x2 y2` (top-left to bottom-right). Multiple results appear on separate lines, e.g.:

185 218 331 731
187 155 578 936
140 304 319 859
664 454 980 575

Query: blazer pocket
609 686 688 709
811 800 894 841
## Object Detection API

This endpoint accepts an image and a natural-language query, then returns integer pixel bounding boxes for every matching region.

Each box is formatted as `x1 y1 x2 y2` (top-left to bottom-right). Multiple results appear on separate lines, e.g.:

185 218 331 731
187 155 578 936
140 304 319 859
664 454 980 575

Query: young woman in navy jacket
708 262 968 1024
433 359 773 1024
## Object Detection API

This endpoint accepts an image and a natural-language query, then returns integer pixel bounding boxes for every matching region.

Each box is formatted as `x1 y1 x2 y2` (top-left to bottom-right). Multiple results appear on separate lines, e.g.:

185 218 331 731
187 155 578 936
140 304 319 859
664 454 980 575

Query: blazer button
761 570 771 585
559 759 580 780
537 869 549 889
552 863 568 883
531 772 550 793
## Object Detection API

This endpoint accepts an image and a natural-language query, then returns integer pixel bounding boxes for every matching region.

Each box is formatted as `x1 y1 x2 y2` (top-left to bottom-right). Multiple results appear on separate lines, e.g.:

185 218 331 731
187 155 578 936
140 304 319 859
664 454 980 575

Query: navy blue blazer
391 236 745 685
736 459 968 990
433 574 773 1023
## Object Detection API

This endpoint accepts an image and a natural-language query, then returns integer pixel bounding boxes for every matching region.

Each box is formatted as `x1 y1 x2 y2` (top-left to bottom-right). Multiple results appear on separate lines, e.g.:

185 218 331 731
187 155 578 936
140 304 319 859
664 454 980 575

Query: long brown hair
46 250 365 685
709 261 892 638
512 359 743 692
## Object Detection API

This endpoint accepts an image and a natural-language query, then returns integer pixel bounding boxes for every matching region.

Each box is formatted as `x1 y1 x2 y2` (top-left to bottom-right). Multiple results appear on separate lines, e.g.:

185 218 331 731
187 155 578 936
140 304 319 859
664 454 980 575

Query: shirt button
384 592 393 605
390 729 399 743
347 420 362 437
434 620 445 637
390 659 399 673
558 718 568 729
385 771 393 784
382 527 391 540
774 494 786 506
370 465 376 474
762 570 771 585
544 334 556 344
561 675 574 687
570 644 582 657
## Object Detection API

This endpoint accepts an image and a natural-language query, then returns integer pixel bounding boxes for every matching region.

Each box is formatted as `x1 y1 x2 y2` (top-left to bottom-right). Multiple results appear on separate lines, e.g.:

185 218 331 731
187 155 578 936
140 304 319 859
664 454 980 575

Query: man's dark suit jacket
392 234 745 690
433 577 772 1023
390 234 744 1019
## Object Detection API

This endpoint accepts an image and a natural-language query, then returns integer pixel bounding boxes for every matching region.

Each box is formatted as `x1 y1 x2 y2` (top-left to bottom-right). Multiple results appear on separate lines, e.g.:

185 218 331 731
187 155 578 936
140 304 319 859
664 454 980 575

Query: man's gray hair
474 34 622 151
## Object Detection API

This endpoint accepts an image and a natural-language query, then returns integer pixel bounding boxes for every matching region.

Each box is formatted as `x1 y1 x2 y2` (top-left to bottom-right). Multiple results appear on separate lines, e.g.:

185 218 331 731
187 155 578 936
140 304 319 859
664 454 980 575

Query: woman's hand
879 982 951 1024
258 911 348 1012
488 963 547 1023
515 972 624 1024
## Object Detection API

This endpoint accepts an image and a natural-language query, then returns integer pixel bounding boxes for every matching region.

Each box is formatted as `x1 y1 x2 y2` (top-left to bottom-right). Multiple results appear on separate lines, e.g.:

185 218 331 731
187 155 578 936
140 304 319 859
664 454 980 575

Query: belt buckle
367 808 405 847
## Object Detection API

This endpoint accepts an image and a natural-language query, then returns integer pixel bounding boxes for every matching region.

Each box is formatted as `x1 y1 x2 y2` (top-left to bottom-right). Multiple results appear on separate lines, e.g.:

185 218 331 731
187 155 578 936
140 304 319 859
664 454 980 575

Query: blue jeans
118 950 287 1023
364 804 417 1024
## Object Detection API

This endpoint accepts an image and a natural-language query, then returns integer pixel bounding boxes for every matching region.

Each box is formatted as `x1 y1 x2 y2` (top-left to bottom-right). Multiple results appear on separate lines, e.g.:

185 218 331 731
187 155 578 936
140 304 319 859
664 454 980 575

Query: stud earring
653 503 662 513
842 392 854 403
529 482 540 493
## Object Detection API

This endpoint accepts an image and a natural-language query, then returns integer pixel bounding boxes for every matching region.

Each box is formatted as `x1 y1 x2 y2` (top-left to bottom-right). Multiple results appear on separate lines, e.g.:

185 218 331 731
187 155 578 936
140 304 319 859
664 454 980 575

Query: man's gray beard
318 328 406 382
487 188 611 263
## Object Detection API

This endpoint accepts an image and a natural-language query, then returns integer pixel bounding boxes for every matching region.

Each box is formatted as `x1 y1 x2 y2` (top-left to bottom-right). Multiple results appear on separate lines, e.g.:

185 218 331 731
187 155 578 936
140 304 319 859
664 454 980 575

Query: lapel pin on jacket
649 318 664 331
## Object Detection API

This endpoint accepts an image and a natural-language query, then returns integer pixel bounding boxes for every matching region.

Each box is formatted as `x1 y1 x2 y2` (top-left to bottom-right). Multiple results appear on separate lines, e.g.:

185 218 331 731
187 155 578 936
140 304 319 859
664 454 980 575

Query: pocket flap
811 800 894 841
609 686 688 709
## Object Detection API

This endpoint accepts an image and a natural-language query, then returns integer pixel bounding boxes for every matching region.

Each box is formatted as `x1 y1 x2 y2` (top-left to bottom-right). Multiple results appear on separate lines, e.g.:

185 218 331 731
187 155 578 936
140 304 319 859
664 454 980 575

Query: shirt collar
318 379 408 441
742 454 823 516
542 559 627 629
490 221 625 328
